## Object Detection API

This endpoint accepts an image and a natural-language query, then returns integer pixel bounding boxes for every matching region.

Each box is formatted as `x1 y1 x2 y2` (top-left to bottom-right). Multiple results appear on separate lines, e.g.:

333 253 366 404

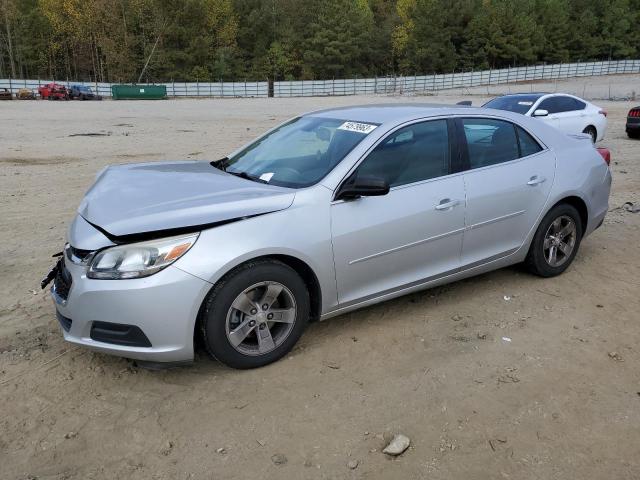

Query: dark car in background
626 106 640 139
0 88 13 100
69 85 102 100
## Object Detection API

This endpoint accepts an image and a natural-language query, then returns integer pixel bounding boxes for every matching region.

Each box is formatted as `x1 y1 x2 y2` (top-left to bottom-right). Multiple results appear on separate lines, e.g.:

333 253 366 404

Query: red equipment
38 83 70 100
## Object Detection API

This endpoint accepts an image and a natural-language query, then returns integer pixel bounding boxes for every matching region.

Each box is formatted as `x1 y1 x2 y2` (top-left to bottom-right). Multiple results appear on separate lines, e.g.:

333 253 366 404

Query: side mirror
533 109 549 117
456 100 472 106
336 175 390 201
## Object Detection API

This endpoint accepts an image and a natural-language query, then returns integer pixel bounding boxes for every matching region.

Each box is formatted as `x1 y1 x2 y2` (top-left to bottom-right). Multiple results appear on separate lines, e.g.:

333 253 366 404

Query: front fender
174 187 338 314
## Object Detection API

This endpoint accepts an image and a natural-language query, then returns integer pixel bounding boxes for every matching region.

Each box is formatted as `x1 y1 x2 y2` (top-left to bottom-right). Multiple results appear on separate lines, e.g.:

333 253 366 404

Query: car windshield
483 95 542 114
216 116 377 188
76 86 91 92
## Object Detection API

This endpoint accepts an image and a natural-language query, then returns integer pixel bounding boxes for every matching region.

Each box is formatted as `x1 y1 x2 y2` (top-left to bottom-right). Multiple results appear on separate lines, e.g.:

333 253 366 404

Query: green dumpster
111 84 167 100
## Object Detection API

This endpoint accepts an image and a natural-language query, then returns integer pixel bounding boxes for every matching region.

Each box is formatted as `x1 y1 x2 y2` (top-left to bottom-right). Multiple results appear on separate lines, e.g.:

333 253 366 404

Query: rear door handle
435 198 461 210
527 175 546 186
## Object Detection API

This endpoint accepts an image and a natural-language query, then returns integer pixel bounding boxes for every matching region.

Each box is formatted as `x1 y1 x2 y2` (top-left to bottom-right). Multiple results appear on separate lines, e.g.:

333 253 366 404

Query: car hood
78 160 295 239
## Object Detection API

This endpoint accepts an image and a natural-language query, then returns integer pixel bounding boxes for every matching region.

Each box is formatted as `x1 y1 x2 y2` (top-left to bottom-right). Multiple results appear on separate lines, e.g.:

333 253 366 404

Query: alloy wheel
225 281 297 356
543 215 577 267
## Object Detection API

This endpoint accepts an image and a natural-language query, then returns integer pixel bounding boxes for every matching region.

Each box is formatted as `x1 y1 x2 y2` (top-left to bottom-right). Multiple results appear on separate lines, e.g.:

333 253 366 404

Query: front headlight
87 233 199 279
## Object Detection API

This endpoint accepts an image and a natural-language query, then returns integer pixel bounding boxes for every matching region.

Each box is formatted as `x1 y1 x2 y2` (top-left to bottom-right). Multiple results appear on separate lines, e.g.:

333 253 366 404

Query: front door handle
527 175 546 186
435 198 461 211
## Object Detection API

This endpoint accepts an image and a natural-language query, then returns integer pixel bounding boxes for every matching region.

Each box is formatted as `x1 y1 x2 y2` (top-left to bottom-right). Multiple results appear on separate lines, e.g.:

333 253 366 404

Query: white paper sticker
517 101 533 106
259 172 274 182
338 121 378 134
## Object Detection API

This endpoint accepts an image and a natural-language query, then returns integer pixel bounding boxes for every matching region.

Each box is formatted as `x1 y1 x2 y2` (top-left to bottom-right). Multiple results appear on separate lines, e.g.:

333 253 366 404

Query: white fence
1 59 639 99
0 79 268 98
276 60 640 97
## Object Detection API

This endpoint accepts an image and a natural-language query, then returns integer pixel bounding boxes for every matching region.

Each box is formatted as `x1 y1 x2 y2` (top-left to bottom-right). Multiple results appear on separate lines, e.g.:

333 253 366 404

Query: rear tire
200 260 310 369
525 204 583 277
583 126 597 143
628 131 640 139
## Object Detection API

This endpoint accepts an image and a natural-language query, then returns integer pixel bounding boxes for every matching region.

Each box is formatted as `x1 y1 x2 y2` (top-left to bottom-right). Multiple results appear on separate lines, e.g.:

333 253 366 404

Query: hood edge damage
83 212 270 245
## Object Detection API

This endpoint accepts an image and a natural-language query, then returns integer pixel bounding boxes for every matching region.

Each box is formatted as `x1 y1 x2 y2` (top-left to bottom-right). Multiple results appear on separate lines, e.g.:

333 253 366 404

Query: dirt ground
1 76 640 479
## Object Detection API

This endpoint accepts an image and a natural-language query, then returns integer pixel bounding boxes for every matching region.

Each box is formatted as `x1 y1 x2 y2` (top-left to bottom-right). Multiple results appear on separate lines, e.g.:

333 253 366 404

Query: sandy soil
1 79 640 479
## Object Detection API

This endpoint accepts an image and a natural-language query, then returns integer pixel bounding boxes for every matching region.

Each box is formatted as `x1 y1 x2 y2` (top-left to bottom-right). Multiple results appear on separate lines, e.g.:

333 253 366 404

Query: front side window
219 116 375 188
539 96 577 114
354 119 450 188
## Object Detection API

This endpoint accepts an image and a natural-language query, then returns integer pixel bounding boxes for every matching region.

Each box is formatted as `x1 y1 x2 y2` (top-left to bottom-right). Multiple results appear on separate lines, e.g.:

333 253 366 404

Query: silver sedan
45 104 612 368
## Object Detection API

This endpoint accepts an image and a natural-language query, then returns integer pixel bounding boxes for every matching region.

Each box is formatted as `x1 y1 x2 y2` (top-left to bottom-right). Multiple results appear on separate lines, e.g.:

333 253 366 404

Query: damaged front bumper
45 217 213 363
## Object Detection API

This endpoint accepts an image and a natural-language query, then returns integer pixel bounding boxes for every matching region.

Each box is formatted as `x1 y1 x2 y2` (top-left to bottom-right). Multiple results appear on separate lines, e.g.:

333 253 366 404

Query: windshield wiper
211 157 229 171
210 158 267 184
226 170 268 184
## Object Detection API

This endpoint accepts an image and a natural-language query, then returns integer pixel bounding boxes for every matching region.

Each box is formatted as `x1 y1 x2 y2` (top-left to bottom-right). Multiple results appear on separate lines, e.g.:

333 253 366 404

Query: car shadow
183 264 531 375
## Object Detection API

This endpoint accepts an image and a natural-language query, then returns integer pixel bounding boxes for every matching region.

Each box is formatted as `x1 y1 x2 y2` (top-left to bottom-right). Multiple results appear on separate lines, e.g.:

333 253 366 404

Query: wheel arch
550 195 588 234
582 124 597 141
267 254 323 322
194 253 323 345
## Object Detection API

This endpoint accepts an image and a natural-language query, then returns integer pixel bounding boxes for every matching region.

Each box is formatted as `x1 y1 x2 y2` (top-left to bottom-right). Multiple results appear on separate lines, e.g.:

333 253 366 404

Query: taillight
596 147 610 166
629 109 640 118
598 109 607 117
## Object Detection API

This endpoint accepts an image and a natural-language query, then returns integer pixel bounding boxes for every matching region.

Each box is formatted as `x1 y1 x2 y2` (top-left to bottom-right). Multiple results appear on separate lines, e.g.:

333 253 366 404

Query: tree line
1 0 639 83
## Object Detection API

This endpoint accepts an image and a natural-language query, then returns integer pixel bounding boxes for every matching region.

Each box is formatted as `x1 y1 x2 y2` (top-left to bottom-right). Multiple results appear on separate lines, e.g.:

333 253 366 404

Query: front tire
525 204 583 277
200 260 310 369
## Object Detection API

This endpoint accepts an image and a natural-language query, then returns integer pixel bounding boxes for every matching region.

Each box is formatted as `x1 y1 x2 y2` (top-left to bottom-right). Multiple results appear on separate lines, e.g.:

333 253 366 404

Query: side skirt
319 247 524 321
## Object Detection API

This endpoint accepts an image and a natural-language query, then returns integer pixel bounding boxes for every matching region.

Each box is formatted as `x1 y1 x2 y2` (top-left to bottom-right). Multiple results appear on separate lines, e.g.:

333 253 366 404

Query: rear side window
573 99 586 110
356 119 450 187
461 118 519 168
461 119 544 168
516 126 542 157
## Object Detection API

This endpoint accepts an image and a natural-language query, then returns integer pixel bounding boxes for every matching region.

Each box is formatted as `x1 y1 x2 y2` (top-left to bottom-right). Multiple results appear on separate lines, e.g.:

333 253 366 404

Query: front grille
53 259 72 301
56 310 73 332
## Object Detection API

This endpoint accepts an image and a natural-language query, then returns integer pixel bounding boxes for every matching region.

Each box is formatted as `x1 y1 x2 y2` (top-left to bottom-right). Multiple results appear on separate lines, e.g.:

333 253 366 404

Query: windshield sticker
259 172 274 182
517 101 533 106
338 121 378 134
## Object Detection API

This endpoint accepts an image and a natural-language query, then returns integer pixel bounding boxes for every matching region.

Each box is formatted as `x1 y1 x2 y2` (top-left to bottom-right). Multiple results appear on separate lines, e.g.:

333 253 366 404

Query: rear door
457 117 555 267
331 118 466 305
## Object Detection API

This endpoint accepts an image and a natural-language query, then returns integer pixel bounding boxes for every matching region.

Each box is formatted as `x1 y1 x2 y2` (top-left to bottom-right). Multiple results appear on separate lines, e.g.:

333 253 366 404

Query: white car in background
483 93 607 142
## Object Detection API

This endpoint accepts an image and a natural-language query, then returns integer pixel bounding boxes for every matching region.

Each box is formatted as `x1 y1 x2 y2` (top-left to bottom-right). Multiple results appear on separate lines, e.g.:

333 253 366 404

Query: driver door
330 119 466 305
537 96 582 134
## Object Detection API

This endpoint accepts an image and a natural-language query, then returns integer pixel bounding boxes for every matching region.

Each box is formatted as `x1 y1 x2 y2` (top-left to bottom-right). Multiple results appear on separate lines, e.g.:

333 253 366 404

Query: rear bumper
51 261 212 362
584 168 612 237
626 120 640 133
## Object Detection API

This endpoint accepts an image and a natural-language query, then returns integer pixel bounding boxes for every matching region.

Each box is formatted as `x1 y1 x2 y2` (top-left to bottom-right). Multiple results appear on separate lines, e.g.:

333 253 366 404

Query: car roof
497 92 549 97
306 103 497 126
